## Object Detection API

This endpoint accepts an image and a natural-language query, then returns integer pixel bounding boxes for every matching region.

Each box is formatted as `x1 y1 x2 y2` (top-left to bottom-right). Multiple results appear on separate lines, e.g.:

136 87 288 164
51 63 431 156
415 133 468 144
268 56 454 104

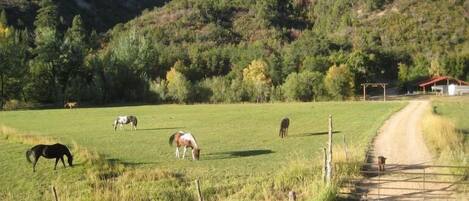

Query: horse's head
68 155 74 167
193 148 201 160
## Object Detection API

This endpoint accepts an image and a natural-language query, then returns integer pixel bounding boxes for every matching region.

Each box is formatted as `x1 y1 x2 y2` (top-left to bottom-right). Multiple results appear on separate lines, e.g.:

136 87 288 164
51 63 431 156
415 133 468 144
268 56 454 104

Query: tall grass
421 107 468 178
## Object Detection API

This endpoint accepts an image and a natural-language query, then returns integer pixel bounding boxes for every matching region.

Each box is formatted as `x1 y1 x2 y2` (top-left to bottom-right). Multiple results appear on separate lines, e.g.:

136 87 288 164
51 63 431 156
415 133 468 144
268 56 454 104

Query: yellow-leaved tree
166 61 191 103
324 64 354 100
242 59 272 102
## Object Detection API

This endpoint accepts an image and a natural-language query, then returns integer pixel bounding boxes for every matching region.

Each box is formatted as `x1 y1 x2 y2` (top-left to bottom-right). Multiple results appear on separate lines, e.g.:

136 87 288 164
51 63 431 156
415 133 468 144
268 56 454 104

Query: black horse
279 117 290 138
26 143 73 172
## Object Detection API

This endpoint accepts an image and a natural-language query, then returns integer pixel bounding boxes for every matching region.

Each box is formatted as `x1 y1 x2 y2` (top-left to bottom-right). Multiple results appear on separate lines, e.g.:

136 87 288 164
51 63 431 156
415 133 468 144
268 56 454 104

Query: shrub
166 67 192 104
200 76 231 103
242 59 272 102
324 64 354 100
149 79 169 103
2 99 35 110
282 71 324 102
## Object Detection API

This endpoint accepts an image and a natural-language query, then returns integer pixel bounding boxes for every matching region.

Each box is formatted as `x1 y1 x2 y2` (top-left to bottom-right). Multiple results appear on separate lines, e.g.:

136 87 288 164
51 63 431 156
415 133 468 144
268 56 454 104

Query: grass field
0 102 405 201
431 96 469 152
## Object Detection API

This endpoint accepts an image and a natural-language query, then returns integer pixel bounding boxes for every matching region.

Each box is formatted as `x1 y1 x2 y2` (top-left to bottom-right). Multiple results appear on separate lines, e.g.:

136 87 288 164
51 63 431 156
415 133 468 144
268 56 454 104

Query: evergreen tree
0 9 7 25
59 15 88 101
29 0 62 103
34 0 58 29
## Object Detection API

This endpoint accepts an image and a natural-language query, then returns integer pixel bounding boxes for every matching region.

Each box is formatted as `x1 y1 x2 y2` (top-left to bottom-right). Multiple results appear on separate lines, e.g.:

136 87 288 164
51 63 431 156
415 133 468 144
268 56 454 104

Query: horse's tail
26 150 32 163
134 117 138 127
169 133 176 146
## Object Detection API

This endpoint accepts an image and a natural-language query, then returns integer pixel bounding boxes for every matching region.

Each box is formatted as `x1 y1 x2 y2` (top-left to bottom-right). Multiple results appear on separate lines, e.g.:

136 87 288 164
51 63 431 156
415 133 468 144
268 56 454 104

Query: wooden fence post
326 115 333 184
323 147 327 182
343 135 348 161
195 179 203 201
288 191 297 201
51 186 59 201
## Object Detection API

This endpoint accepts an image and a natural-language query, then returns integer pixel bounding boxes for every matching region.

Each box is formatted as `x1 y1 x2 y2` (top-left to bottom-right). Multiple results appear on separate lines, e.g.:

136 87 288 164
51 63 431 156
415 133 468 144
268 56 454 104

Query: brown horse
279 117 290 138
169 131 200 160
64 102 78 109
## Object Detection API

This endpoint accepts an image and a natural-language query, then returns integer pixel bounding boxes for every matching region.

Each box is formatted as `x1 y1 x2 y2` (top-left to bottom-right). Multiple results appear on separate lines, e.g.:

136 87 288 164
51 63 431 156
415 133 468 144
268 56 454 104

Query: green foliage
3 0 469 105
324 64 354 100
199 76 231 103
0 9 7 25
166 67 191 103
59 15 88 101
242 59 272 102
34 0 59 29
0 18 29 108
282 71 324 101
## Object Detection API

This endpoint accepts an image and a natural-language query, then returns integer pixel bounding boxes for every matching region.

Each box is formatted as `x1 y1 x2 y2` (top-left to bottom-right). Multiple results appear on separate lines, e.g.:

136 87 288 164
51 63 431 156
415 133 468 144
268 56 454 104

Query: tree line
1 0 469 109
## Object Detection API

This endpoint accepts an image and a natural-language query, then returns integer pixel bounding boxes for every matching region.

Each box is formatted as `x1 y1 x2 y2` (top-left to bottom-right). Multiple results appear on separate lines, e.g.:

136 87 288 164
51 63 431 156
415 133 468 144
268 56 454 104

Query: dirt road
373 100 432 165
360 100 463 200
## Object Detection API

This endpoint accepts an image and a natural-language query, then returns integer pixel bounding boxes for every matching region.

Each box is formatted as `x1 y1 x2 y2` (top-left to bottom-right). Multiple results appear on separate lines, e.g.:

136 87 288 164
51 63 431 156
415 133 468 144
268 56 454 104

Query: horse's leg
285 127 288 137
54 158 59 170
176 147 180 158
182 147 187 159
32 155 40 172
61 156 66 168
191 149 195 160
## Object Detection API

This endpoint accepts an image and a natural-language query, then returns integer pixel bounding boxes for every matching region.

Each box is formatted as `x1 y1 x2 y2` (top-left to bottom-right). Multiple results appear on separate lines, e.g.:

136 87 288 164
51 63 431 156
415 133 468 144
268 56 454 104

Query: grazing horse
279 117 290 138
378 156 386 171
113 115 138 131
64 102 78 109
169 131 201 160
26 143 73 172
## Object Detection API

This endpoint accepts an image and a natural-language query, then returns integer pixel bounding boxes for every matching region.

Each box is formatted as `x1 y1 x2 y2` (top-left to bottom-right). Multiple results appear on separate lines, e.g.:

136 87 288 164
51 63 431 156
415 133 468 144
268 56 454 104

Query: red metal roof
418 76 469 87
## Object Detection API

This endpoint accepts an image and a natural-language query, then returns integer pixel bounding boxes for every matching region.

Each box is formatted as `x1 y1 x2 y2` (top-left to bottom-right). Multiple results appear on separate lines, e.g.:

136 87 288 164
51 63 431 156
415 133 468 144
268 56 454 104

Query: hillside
1 0 469 106
0 0 169 32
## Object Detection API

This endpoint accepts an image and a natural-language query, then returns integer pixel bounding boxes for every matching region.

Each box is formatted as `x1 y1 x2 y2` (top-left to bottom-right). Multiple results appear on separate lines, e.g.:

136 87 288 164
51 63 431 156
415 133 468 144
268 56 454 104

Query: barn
419 76 469 95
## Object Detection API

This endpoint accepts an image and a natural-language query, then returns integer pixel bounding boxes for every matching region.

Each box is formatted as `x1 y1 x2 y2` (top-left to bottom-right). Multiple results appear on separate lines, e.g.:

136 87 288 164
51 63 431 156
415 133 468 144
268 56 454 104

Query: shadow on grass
137 127 185 131
107 158 158 167
205 149 274 160
291 131 341 137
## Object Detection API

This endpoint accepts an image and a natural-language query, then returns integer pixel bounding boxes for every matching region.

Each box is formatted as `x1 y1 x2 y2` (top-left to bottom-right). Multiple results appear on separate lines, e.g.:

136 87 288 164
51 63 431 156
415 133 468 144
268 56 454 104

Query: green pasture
0 102 405 200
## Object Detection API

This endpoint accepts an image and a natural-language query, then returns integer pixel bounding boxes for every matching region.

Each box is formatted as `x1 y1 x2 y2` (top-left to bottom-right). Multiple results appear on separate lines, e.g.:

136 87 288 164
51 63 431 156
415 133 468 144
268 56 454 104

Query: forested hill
0 0 169 32
1 0 469 108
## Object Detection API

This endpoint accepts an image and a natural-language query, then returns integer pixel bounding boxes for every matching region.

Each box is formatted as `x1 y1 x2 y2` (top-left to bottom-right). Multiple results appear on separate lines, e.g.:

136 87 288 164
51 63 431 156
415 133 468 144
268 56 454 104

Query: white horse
113 115 138 131
169 131 201 160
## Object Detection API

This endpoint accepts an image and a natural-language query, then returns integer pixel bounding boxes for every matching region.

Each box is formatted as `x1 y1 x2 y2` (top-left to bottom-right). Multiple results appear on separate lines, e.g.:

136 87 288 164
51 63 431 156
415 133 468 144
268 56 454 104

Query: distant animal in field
25 143 73 172
279 117 290 138
378 156 386 171
113 115 138 131
64 102 78 109
169 131 201 160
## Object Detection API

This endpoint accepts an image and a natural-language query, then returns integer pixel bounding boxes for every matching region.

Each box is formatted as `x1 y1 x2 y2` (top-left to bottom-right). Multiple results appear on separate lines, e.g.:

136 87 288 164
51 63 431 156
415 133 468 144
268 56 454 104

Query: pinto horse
64 102 78 109
26 143 73 172
113 115 138 131
169 131 200 160
279 117 290 138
